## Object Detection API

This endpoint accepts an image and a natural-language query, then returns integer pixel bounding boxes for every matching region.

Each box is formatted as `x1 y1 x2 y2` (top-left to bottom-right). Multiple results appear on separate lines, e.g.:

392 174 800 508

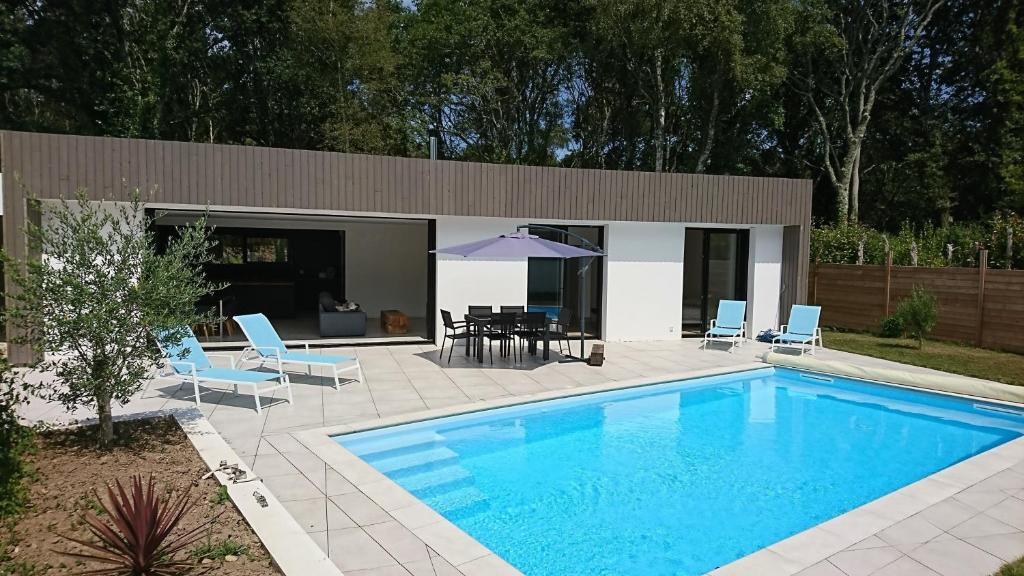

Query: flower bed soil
1 417 280 575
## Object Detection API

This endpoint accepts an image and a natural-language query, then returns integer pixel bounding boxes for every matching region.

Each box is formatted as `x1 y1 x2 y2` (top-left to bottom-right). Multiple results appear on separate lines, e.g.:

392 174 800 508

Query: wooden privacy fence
810 250 1024 353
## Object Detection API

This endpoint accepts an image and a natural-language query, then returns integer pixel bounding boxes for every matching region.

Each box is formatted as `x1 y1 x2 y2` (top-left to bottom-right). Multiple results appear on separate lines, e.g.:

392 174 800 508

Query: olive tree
2 192 217 447
0 356 34 519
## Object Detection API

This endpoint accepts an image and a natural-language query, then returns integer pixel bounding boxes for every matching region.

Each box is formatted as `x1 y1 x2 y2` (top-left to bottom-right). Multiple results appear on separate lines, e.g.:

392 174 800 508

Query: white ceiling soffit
153 209 428 229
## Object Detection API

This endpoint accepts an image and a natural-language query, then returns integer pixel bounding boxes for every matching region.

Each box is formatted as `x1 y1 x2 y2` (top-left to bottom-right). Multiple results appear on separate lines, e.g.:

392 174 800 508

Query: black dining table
463 314 551 363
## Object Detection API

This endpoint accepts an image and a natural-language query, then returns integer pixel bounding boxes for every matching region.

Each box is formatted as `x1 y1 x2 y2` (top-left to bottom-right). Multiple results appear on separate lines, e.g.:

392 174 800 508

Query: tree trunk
96 391 114 448
849 146 861 224
654 48 665 173
694 74 721 173
835 180 850 224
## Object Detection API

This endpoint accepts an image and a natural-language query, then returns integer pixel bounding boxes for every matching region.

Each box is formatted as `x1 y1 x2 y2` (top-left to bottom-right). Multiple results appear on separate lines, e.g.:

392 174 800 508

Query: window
211 234 244 264
246 237 289 263
210 233 289 264
525 225 604 337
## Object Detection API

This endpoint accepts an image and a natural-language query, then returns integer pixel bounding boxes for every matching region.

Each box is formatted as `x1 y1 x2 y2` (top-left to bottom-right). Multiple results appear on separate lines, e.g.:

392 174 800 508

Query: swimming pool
336 367 1024 575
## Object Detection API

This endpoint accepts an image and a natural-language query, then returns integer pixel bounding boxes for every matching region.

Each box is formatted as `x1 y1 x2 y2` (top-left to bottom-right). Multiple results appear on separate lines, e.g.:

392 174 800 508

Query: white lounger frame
702 320 747 353
239 342 363 391
770 326 824 356
164 353 293 414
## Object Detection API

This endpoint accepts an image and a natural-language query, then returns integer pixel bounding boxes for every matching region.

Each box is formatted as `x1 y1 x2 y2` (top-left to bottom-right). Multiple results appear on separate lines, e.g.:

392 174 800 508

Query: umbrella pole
578 263 586 361
560 255 591 364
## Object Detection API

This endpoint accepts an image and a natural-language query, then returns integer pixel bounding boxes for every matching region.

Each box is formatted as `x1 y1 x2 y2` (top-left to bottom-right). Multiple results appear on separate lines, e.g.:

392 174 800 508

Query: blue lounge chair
234 313 363 390
156 327 292 414
702 300 747 352
771 305 823 355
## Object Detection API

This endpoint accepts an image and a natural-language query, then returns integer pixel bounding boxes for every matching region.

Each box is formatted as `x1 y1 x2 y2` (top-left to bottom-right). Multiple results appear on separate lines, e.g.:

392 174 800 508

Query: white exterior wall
602 222 686 341
746 226 784 333
40 200 143 268
434 217 527 341
341 221 427 318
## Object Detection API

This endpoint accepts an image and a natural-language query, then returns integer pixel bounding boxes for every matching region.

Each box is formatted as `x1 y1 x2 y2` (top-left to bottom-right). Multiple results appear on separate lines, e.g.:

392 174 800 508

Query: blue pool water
337 368 1024 575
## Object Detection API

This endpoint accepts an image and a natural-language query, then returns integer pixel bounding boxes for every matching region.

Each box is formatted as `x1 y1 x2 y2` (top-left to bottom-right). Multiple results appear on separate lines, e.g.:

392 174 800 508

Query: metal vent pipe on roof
428 125 440 160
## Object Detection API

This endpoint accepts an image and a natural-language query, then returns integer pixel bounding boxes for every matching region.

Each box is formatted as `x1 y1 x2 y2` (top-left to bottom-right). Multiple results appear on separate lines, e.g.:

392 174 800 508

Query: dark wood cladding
1 131 811 225
780 224 809 321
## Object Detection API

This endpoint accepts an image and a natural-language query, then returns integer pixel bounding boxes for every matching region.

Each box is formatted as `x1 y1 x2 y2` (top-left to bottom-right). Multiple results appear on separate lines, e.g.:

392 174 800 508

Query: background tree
0 0 1020 229
1 192 218 447
282 0 416 155
565 0 793 174
405 0 573 164
792 0 943 224
951 0 1024 216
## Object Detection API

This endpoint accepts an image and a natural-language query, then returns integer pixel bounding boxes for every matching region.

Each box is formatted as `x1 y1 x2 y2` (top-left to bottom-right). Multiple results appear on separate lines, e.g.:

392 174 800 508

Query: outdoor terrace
17 339 1024 576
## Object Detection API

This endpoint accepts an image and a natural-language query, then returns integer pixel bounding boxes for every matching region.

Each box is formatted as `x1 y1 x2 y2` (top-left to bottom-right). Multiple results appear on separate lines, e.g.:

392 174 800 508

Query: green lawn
823 330 1024 387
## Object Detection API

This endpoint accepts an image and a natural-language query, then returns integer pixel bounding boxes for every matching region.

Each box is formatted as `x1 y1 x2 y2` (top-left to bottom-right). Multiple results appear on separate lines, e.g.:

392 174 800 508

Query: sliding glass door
682 229 749 334
526 225 604 338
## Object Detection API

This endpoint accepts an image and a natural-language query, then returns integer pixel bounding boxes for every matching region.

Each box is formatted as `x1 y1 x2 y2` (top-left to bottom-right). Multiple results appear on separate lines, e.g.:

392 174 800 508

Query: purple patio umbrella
430 232 601 259
432 227 605 363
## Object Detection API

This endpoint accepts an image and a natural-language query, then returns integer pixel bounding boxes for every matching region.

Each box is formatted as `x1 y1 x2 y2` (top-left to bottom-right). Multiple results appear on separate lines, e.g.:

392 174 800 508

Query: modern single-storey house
0 131 811 364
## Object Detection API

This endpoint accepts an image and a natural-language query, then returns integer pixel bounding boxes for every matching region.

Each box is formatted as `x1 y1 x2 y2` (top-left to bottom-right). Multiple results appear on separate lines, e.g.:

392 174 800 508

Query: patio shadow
413 344 571 371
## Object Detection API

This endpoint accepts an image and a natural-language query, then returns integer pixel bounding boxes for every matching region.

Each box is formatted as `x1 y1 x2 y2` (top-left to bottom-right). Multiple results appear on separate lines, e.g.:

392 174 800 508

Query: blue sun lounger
771 305 823 355
234 313 363 390
156 327 292 414
702 300 747 352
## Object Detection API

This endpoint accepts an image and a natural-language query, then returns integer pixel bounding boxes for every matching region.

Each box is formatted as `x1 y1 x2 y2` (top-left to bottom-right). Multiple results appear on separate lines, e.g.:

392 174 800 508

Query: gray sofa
318 292 367 337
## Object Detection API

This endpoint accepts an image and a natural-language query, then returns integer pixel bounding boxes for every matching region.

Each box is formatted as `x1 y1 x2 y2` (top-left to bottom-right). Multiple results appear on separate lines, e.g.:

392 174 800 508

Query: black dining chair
468 305 493 319
516 312 547 358
500 305 525 315
439 309 472 363
547 307 574 354
485 312 519 364
464 314 490 362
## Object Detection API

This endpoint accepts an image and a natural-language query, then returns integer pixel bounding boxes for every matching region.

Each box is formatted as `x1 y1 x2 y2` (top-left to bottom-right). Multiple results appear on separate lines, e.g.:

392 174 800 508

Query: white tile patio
18 338 1024 576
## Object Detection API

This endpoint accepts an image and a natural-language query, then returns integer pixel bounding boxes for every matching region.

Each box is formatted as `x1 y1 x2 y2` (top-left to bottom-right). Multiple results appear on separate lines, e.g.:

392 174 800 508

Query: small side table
380 310 409 334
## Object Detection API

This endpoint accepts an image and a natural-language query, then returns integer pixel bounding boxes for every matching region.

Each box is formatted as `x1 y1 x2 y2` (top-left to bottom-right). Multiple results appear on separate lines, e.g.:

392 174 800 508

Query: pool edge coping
174 409 344 576
712 362 1024 575
294 361 1024 576
708 434 1024 575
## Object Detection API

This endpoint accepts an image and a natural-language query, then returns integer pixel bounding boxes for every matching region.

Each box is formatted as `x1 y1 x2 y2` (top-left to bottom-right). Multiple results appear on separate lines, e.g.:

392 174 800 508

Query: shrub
895 286 938 349
989 211 1024 269
0 357 34 521
810 210 1023 268
879 315 904 338
60 475 214 575
995 556 1024 576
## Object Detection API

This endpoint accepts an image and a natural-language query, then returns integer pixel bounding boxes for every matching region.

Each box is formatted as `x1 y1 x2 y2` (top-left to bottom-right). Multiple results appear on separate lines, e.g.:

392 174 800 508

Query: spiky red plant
60 474 214 576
